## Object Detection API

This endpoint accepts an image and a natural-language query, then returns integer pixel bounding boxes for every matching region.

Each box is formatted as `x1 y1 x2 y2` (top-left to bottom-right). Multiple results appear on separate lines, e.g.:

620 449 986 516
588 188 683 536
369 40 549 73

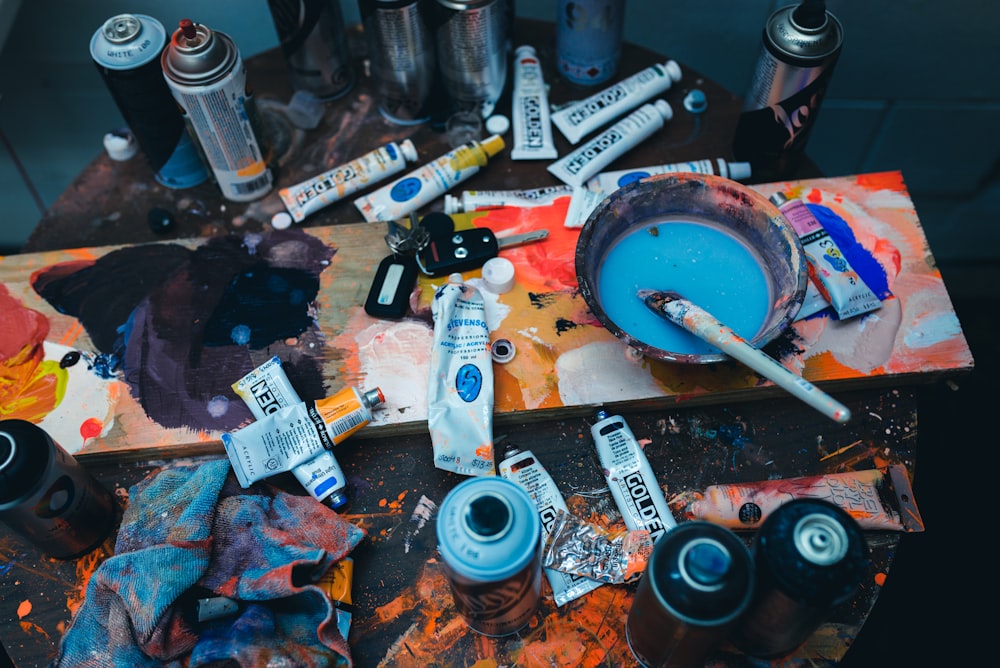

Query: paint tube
222 384 384 488
499 447 604 606
683 465 924 533
771 192 882 320
542 508 652 584
279 139 419 222
316 557 354 640
551 60 682 145
510 45 557 160
443 185 573 214
547 100 674 189
353 135 505 222
591 412 677 543
232 356 351 509
427 274 495 476
562 185 605 228
585 158 752 194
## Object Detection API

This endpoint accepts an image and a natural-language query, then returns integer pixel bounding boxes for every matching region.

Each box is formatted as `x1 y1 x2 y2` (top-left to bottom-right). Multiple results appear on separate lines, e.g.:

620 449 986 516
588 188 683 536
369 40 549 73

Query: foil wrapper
542 509 652 584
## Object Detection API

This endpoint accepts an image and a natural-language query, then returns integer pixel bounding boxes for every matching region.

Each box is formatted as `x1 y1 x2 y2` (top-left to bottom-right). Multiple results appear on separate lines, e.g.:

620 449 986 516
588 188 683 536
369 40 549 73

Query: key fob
365 254 418 318
418 228 499 276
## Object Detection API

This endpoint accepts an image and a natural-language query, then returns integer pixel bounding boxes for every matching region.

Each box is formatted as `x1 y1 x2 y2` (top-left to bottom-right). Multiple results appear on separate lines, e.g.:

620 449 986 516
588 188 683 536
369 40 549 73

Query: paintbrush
638 289 851 424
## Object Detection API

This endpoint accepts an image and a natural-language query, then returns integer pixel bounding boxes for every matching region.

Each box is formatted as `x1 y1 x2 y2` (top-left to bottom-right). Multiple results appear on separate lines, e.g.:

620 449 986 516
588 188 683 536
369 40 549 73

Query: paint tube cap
271 211 293 230
515 44 536 58
653 99 674 121
727 161 752 181
443 194 463 214
683 89 708 114
491 338 516 363
321 490 349 511
485 114 510 136
104 129 137 161
482 256 515 294
769 192 789 207
399 138 418 163
663 60 683 84
479 134 506 159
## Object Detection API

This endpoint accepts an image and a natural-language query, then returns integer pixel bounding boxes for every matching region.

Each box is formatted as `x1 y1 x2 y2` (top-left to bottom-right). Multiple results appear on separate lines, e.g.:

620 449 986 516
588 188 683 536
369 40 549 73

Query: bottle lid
727 161 752 181
663 60 683 84
482 256 515 294
485 114 510 135
443 194 462 214
362 387 385 409
271 211 293 230
322 490 349 511
769 192 789 207
491 338 516 363
653 99 674 121
104 130 138 161
479 134 506 159
399 138 418 163
683 89 707 114
515 44 536 58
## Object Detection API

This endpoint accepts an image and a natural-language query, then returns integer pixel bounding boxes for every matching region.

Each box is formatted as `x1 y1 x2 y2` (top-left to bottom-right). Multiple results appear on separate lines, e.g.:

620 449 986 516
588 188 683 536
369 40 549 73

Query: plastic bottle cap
482 256 515 293
515 44 536 57
443 194 462 214
728 161 753 181
104 130 137 161
480 134 506 158
683 89 708 114
399 138 418 163
271 212 293 230
664 60 683 84
653 99 674 121
486 114 510 135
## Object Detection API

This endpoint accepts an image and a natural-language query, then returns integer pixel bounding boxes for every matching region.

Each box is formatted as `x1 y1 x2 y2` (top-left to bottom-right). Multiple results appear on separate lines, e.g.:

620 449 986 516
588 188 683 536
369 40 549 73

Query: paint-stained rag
51 459 366 667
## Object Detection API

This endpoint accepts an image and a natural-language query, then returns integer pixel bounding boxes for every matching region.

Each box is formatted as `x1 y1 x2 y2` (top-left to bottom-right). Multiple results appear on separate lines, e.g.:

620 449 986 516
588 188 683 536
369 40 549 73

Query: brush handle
658 297 851 424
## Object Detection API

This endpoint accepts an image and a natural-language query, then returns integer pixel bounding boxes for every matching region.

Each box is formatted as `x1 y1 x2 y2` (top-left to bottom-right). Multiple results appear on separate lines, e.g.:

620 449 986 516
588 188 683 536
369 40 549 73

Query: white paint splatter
557 341 662 404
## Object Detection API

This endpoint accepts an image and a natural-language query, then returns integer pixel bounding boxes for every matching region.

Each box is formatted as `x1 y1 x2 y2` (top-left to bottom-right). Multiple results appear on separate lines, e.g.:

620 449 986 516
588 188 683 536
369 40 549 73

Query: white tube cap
482 257 515 293
486 114 511 136
104 130 137 161
653 99 674 122
271 212 293 230
399 138 418 163
664 60 683 84
443 194 463 214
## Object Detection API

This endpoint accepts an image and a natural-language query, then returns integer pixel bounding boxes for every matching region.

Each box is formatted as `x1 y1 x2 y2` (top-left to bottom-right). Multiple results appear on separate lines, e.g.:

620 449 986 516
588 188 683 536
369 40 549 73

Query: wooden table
0 18 969 668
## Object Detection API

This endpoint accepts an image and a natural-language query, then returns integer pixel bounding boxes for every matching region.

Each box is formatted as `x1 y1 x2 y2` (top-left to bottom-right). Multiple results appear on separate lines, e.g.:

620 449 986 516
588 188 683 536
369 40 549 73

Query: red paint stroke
80 417 103 440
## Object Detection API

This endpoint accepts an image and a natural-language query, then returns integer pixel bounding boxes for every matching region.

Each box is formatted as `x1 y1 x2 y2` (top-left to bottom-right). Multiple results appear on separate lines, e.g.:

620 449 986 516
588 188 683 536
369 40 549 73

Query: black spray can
732 0 843 181
0 420 115 559
626 521 754 668
267 0 355 100
732 498 868 658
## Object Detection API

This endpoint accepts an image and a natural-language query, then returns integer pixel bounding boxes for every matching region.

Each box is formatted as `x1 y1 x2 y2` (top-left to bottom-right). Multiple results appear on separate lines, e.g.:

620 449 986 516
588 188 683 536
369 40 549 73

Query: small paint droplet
80 418 103 440
17 599 32 619
874 572 887 587
230 324 251 345
207 395 230 418
60 351 81 368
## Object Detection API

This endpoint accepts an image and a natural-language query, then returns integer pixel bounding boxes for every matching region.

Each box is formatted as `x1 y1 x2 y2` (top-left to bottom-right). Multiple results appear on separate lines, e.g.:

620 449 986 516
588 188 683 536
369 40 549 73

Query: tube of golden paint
684 465 924 532
316 557 354 640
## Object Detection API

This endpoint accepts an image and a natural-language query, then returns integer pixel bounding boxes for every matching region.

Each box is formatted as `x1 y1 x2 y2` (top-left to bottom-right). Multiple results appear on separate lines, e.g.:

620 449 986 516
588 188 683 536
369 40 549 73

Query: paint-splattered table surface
1 17 972 668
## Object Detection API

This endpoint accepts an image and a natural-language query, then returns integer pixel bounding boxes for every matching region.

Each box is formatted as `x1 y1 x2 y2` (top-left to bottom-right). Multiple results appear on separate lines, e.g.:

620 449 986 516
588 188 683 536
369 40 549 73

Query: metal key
416 228 549 276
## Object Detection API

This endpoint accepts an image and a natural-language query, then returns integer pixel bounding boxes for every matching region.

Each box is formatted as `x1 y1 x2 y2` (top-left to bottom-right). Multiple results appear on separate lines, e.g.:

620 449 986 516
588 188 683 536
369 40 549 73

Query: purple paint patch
807 203 892 300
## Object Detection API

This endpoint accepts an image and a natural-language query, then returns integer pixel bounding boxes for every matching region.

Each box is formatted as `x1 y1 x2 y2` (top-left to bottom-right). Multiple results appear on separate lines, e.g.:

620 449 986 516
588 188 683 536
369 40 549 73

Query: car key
416 228 549 276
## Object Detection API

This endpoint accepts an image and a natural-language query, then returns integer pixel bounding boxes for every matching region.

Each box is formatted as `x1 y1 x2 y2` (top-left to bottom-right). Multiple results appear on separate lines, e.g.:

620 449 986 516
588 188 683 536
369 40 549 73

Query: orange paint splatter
18 620 49 638
17 599 32 619
874 571 887 587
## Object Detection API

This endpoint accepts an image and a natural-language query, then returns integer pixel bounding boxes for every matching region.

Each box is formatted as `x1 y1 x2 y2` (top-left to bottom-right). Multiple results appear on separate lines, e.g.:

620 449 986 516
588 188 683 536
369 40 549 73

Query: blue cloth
52 459 366 667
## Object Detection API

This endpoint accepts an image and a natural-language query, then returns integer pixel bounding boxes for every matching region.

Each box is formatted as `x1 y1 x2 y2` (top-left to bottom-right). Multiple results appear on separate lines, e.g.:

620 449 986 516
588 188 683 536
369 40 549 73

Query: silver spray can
161 19 275 202
358 0 438 124
556 0 625 87
90 14 209 189
732 0 844 181
0 420 115 559
436 477 543 636
267 0 355 100
432 0 508 119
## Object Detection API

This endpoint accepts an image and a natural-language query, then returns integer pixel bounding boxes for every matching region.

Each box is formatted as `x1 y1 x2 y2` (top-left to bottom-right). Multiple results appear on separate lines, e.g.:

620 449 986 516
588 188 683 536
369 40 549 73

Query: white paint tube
279 139 418 222
231 356 352 509
443 185 573 214
551 60 682 145
585 158 753 194
222 384 383 489
562 186 606 229
427 275 495 476
547 100 674 189
499 447 604 606
510 45 557 160
591 412 676 543
353 135 505 222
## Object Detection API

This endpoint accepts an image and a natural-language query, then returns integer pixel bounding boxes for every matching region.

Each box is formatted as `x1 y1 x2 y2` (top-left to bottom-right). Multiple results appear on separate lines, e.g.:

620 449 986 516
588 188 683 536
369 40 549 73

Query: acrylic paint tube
590 412 676 543
443 185 573 214
354 134 505 222
770 192 882 320
684 465 924 533
316 556 354 640
547 100 674 189
510 45 557 160
427 275 495 476
562 186 605 228
279 139 419 222
585 157 752 194
231 356 352 509
222 385 384 489
499 447 604 606
550 60 682 145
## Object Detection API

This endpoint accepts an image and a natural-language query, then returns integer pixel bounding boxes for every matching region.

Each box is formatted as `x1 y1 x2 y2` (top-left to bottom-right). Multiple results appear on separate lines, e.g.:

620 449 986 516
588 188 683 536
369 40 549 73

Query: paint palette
575 172 808 363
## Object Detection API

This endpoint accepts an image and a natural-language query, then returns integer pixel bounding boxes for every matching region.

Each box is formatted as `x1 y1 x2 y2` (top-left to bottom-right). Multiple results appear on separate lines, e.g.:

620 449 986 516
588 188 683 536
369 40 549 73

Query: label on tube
585 158 752 194
551 60 682 145
443 185 573 214
591 413 676 543
510 45 557 160
499 448 604 606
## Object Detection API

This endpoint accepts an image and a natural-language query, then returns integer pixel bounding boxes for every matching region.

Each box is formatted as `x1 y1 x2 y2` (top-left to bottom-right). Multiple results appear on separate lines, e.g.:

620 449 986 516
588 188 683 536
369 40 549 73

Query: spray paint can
359 0 439 125
732 498 868 658
732 0 844 180
436 477 543 636
626 521 754 668
432 0 508 118
267 0 355 100
161 19 275 202
90 14 209 189
556 0 626 87
0 420 115 559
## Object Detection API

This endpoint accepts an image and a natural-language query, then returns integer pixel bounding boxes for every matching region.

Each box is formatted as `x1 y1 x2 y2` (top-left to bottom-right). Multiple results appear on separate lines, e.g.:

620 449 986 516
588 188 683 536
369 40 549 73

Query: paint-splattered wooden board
0 171 973 461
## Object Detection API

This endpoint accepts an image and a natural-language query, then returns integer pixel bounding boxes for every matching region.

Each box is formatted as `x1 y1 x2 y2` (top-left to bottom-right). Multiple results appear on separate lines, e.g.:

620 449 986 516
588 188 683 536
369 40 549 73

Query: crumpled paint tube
683 465 924 533
427 275 495 476
542 509 652 584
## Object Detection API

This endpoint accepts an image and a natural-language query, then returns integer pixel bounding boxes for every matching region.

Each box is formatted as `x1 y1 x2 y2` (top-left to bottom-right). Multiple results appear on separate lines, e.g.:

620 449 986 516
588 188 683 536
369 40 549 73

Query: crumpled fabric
52 459 366 668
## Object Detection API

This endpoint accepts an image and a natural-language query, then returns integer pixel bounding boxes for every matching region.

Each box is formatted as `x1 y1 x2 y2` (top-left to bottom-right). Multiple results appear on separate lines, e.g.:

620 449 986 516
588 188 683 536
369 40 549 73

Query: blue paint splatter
230 324 251 345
